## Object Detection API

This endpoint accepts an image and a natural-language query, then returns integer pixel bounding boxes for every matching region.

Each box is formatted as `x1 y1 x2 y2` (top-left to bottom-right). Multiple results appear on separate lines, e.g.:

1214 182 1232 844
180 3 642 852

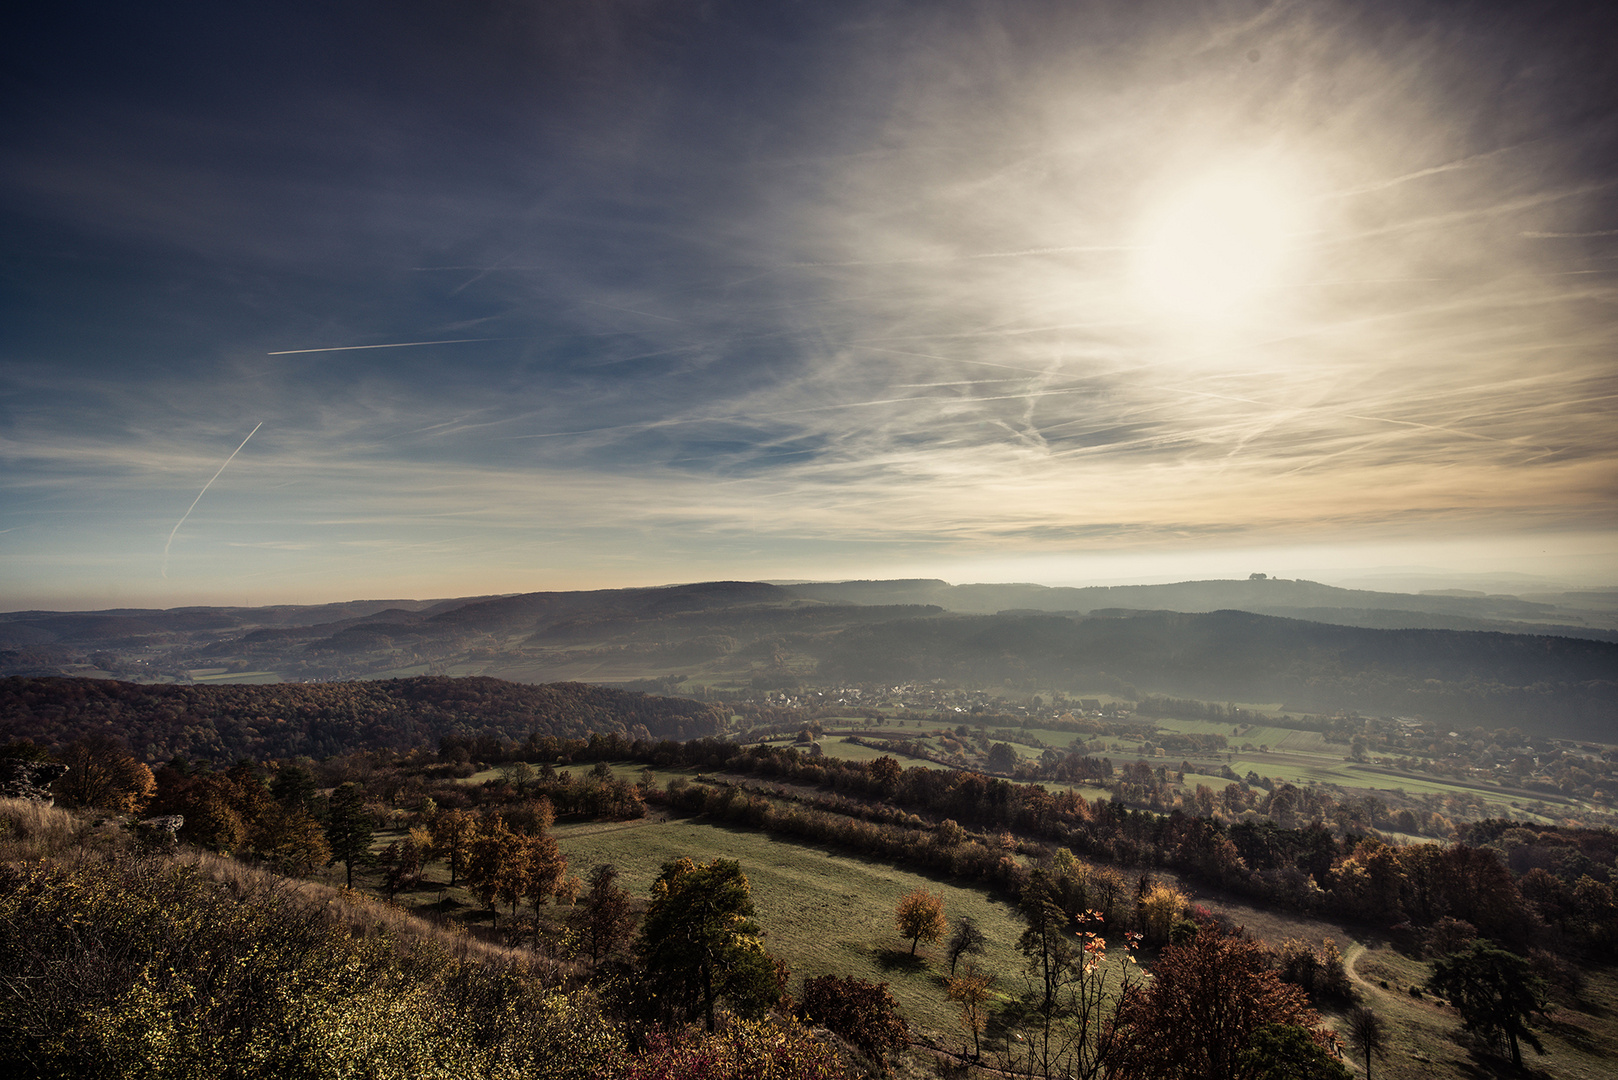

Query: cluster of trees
633 741 1618 964
889 855 1358 1080
0 676 730 762
25 723 1618 970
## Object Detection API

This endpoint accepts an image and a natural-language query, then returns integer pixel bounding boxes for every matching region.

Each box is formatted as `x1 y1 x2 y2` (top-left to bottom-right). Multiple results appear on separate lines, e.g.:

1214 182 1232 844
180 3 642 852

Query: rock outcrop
0 759 68 802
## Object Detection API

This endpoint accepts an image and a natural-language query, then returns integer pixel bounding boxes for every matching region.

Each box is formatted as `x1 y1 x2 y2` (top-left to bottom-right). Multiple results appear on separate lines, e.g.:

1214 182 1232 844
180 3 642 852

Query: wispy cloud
3 0 1616 606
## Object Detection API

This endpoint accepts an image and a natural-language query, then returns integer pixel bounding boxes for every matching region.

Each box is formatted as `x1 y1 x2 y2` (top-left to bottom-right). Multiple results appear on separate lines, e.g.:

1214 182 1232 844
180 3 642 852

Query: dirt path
1342 940 1373 994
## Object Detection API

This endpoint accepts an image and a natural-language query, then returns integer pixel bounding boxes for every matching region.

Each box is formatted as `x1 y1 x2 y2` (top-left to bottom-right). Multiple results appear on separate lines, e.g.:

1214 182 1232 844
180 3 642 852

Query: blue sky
4 0 1616 609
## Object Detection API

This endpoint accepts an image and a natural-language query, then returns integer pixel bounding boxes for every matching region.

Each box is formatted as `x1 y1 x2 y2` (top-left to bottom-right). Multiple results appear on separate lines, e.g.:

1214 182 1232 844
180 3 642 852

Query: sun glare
1131 167 1303 322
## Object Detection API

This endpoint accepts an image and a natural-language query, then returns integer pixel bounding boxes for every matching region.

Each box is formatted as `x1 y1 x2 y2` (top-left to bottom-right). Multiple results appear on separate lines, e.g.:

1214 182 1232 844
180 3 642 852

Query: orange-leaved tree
1116 921 1340 1080
895 889 946 956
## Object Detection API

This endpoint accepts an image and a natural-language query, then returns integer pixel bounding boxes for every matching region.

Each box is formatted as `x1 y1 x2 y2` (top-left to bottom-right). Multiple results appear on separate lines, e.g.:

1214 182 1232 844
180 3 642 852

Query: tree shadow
985 997 1031 1040
874 948 929 974
1442 1030 1554 1080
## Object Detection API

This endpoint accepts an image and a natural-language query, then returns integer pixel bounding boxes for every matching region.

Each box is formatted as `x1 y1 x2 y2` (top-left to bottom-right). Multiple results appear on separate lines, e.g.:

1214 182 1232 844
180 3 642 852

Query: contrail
267 338 499 355
783 244 1130 268
162 422 262 578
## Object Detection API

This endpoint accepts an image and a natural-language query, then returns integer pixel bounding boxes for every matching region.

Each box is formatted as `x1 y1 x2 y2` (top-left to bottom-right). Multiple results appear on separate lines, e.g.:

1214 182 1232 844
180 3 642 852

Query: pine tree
323 782 373 888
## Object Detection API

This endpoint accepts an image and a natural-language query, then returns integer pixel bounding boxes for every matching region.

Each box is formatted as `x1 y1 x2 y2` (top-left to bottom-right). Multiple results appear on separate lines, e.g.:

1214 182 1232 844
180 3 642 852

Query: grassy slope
552 815 1027 1038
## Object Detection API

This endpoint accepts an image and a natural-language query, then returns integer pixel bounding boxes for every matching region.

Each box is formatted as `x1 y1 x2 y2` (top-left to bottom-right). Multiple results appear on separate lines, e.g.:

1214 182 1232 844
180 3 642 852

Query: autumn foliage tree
895 889 946 956
1116 922 1340 1080
429 807 477 886
463 815 524 922
946 962 995 1060
51 736 155 814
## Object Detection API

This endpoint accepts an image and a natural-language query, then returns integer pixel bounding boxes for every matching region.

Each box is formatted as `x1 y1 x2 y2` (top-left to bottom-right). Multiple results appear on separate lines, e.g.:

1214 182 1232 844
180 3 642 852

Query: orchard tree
895 889 946 956
946 962 995 1060
637 858 782 1033
947 915 987 976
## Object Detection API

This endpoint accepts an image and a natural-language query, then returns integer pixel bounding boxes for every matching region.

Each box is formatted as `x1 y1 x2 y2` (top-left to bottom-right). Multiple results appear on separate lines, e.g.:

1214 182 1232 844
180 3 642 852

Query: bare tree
1347 1007 1387 1080
947 915 987 975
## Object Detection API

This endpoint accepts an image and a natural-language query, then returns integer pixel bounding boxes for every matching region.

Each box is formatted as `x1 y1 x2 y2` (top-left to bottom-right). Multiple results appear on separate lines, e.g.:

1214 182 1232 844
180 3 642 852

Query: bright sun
1131 167 1302 322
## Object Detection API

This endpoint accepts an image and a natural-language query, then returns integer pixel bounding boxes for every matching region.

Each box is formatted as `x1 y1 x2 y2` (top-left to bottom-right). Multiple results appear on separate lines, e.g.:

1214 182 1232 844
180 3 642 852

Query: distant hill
2 579 1614 739
781 578 1618 639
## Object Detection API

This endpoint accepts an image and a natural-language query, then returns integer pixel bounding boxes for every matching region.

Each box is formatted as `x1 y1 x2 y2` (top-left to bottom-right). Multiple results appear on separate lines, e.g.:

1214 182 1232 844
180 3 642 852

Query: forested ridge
818 610 1618 735
0 676 730 762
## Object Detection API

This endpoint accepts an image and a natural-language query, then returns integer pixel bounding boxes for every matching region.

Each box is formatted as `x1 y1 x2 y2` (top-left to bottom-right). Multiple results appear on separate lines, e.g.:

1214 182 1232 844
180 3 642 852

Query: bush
798 975 909 1065
0 853 623 1079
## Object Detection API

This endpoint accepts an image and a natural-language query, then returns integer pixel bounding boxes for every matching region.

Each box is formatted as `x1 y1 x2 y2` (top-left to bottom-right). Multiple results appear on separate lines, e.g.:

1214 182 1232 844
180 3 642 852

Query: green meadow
552 815 1030 1037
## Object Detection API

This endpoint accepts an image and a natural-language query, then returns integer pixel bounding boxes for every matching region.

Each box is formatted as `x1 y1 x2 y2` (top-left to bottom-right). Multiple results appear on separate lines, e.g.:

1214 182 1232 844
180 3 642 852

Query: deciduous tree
1117 923 1337 1080
895 889 946 956
1346 1006 1387 1080
637 857 782 1033
463 815 525 922
946 962 995 1060
1238 1024 1352 1080
573 863 636 964
869 755 902 790
797 974 909 1066
251 803 330 875
429 807 477 886
52 736 155 814
947 914 987 976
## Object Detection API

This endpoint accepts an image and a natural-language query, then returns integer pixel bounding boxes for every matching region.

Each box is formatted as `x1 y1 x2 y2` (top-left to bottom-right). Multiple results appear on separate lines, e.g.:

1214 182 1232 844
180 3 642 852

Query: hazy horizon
5 2 1616 611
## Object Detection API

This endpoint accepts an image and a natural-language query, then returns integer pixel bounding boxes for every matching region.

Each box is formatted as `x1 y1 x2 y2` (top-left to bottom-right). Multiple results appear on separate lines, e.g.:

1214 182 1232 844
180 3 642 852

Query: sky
3 0 1617 610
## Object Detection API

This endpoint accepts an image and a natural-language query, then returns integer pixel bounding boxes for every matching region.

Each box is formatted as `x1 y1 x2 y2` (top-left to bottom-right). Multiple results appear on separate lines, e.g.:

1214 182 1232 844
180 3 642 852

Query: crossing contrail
267 338 499 355
162 422 262 578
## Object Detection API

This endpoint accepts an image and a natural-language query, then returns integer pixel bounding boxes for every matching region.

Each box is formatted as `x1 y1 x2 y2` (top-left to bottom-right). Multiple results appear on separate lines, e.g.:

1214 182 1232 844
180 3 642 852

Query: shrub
798 975 909 1065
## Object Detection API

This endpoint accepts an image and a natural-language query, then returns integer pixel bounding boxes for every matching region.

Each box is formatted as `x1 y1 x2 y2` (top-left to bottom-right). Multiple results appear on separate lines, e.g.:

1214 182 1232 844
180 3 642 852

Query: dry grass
0 797 89 860
182 849 560 977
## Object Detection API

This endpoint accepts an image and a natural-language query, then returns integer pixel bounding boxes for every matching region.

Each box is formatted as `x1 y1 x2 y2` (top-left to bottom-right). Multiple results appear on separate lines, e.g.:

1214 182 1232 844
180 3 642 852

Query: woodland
2 669 1616 1079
